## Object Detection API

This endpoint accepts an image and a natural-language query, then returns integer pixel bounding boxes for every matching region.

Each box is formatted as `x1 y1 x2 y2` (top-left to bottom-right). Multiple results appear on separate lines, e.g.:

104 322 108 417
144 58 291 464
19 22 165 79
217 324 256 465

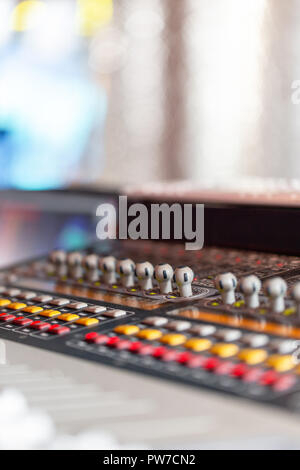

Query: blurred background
0 0 300 190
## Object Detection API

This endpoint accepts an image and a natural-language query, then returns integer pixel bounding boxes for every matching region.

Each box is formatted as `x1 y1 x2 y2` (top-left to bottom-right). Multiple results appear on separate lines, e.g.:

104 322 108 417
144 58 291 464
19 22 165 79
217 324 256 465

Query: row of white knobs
215 272 300 314
49 250 194 297
49 251 298 309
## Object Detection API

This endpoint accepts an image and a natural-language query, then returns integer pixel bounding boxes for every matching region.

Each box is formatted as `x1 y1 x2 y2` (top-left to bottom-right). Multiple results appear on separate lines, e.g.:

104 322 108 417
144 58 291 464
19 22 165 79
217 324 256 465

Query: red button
273 374 296 392
152 346 167 358
215 361 234 376
138 344 155 356
48 324 70 335
186 355 206 368
129 341 142 352
106 336 120 347
0 314 16 322
85 332 108 344
85 332 99 343
230 363 248 378
161 350 179 362
259 370 278 386
30 321 50 331
13 317 33 326
115 339 131 350
203 357 220 371
243 368 263 383
94 334 109 344
176 352 194 364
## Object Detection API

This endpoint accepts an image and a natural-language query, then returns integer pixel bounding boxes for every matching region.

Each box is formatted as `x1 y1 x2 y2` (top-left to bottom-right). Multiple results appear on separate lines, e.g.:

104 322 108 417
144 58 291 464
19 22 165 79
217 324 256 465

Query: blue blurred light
0 46 107 189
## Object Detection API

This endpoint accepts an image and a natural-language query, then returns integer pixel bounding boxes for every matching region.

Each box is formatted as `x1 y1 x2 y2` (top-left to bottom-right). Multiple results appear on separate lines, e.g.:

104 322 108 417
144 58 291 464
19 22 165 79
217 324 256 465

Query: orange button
210 343 239 358
7 302 26 310
22 306 43 314
160 334 187 346
114 324 140 335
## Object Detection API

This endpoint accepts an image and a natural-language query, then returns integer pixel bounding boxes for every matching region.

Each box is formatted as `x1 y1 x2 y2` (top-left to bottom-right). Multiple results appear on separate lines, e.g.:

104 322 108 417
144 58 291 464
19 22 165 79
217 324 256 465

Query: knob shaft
215 272 237 305
49 250 67 277
292 282 300 316
117 259 136 288
136 262 154 290
174 266 194 298
84 254 99 282
67 252 83 280
240 275 261 309
264 277 287 313
99 256 117 284
154 263 174 294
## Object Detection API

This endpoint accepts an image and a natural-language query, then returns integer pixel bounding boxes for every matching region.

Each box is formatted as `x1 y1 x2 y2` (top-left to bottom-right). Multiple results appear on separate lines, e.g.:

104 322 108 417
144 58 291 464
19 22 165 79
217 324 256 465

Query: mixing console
2 240 300 412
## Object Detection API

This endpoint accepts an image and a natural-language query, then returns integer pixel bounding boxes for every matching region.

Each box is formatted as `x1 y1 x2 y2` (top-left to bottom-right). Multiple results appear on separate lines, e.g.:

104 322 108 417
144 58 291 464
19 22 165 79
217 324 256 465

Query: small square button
50 298 70 306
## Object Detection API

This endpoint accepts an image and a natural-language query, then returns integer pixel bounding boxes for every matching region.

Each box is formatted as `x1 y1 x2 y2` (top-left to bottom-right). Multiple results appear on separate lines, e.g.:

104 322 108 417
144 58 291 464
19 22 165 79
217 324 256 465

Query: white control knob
174 266 194 298
83 254 99 282
67 252 83 280
264 277 287 313
99 256 117 284
239 275 261 309
292 282 300 316
49 250 67 277
154 263 174 294
135 262 154 290
215 272 237 305
116 259 135 288
49 249 66 265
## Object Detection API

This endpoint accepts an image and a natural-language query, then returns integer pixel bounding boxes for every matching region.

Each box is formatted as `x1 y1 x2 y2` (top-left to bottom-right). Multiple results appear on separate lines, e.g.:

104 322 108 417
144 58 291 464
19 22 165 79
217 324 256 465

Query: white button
189 324 216 336
33 295 53 303
50 298 70 306
269 339 297 354
241 334 269 348
214 328 242 341
103 309 127 318
142 316 168 327
165 320 191 331
84 305 107 313
17 291 37 300
5 288 21 296
67 302 88 310
5 274 17 283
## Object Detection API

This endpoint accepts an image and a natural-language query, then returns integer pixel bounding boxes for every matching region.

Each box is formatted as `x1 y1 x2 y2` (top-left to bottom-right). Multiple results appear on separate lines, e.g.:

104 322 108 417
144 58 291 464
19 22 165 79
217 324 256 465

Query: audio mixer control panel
2 241 300 412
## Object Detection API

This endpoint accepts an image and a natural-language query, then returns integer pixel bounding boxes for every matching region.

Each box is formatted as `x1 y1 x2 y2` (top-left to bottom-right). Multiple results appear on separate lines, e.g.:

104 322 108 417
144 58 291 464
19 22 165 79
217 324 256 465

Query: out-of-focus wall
95 0 300 186
1 0 300 189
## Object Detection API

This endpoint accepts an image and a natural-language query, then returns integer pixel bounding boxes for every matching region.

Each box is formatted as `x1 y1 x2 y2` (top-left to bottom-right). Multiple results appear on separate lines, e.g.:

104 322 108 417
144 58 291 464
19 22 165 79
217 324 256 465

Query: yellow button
75 317 99 326
266 354 297 372
58 313 80 322
238 348 268 365
7 302 26 310
114 324 140 335
233 300 245 308
22 306 43 314
210 343 239 358
185 338 212 352
137 329 162 340
283 307 295 316
160 333 187 346
0 299 11 307
40 309 61 318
